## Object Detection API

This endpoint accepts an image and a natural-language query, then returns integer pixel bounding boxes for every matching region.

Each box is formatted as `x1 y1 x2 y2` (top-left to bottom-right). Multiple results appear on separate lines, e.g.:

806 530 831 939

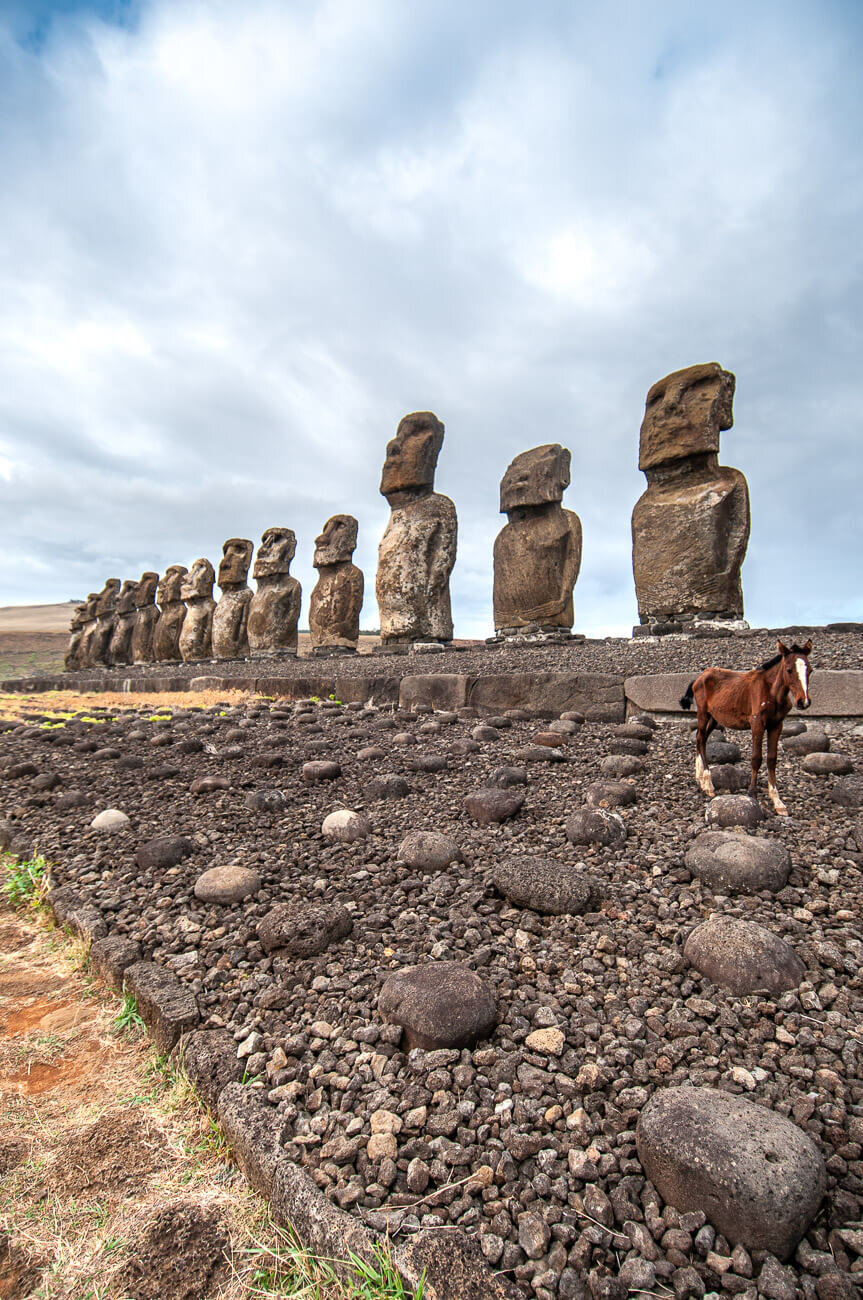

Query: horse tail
679 680 695 711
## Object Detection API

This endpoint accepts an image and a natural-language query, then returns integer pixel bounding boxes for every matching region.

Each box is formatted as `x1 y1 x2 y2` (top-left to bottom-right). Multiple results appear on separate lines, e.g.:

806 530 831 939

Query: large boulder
636 1086 825 1260
684 831 790 894
397 831 462 872
704 795 763 829
782 729 829 756
463 787 525 826
684 916 805 995
258 903 353 957
493 856 593 916
829 776 863 808
565 807 626 847
136 835 193 871
194 865 261 905
585 781 636 809
802 752 853 776
379 962 496 1051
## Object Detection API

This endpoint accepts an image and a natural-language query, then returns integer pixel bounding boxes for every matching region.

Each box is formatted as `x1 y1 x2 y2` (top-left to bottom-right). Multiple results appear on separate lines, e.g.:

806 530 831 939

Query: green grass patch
1 852 49 908
113 993 144 1035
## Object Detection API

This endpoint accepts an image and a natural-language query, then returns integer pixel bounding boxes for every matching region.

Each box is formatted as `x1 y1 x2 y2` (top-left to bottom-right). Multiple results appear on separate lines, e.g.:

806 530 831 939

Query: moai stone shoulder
632 363 750 630
74 593 100 669
492 444 582 641
131 571 159 664
153 565 188 662
91 579 121 667
248 527 302 658
376 411 457 650
309 514 364 655
108 580 139 666
65 601 90 671
179 558 216 663
212 538 254 660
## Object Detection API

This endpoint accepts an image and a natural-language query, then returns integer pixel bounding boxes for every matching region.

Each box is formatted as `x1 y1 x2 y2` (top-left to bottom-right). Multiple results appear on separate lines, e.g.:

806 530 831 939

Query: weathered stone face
313 514 358 567
131 571 160 663
153 566 188 662
632 363 750 624
380 411 445 501
115 580 138 617
493 444 582 633
217 537 253 588
73 593 100 669
179 559 216 663
639 362 735 471
499 443 571 511
90 579 121 666
248 528 302 657
108 581 138 666
253 527 296 578
64 603 89 670
377 412 456 646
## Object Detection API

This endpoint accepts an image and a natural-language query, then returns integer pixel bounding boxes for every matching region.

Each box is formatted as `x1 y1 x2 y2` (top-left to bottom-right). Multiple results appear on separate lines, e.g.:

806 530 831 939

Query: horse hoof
773 802 788 817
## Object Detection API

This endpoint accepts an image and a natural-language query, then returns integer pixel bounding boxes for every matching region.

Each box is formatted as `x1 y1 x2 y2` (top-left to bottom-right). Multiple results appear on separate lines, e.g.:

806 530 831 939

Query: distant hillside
0 603 78 632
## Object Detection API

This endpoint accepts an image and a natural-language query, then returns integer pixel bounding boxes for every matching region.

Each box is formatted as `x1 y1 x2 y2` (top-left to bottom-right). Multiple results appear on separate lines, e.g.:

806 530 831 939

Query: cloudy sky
1 0 860 636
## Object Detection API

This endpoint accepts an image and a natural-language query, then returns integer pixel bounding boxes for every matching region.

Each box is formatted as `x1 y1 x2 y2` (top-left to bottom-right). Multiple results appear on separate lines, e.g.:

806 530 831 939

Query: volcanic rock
586 781 636 809
379 962 496 1050
802 752 853 776
684 916 805 995
566 807 627 847
493 855 593 916
136 835 193 871
397 831 462 872
463 787 525 825
704 795 763 829
684 831 791 894
194 865 261 905
258 903 353 957
321 809 371 842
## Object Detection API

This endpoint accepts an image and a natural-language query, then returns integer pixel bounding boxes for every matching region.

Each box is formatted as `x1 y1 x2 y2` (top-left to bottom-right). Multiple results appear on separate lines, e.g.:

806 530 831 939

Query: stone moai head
500 444 571 513
639 362 736 473
96 579 121 615
70 602 87 630
218 538 253 588
116 580 138 615
157 565 188 605
253 527 296 579
135 571 159 608
181 558 215 601
83 593 99 620
380 412 445 502
314 514 358 568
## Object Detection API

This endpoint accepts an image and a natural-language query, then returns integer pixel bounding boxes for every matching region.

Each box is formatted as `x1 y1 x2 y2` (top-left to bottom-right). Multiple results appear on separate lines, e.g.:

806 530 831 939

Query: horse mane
759 643 809 672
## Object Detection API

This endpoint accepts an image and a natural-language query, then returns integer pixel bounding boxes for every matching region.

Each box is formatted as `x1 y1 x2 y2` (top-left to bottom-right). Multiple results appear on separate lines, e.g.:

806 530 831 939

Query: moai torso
247 528 302 657
179 559 216 663
631 363 750 624
212 538 253 659
153 566 188 662
309 515 364 650
376 413 457 647
91 580 121 666
131 572 159 664
65 602 90 671
492 445 582 634
76 595 100 668
109 581 138 665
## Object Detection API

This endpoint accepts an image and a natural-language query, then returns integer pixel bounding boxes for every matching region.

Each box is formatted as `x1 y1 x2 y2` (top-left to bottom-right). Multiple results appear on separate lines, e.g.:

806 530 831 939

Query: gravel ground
53 627 863 688
1 689 862 1300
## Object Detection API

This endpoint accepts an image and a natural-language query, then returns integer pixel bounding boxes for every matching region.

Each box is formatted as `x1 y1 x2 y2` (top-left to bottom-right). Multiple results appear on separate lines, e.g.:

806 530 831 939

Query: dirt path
0 905 362 1300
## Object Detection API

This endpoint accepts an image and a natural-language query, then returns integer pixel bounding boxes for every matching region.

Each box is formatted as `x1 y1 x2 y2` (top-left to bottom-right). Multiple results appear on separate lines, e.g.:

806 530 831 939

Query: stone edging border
44 882 520 1300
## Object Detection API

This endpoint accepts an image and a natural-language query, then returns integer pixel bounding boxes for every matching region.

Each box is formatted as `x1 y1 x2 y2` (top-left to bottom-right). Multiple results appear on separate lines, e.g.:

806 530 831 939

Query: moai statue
212 538 254 660
493 444 582 638
632 363 750 628
179 558 216 662
248 527 302 658
131 571 160 664
64 601 89 671
309 514 364 655
75 593 100 668
90 579 121 667
152 565 188 662
376 412 457 649
108 580 139 666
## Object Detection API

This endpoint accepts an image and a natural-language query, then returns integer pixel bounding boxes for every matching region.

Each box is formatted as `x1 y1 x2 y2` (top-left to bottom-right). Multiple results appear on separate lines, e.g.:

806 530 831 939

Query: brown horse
680 639 813 816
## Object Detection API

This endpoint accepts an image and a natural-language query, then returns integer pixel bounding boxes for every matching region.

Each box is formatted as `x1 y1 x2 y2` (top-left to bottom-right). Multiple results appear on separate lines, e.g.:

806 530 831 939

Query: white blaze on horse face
794 656 810 705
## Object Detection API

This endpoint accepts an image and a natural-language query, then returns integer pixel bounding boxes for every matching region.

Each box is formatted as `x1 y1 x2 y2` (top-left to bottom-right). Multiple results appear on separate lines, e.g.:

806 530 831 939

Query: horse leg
766 724 787 815
695 711 716 796
749 718 764 801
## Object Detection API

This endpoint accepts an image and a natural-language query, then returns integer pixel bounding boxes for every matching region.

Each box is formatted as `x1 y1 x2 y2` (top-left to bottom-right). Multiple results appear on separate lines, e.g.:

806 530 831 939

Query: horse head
777 639 813 710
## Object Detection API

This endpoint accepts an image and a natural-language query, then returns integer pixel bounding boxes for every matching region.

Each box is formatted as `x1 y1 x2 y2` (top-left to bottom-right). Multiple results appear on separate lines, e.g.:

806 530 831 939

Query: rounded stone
709 764 749 792
515 745 566 764
367 774 410 800
684 831 791 894
780 718 806 736
802 752 853 776
704 795 764 829
449 739 480 756
302 760 342 782
608 738 648 756
378 962 497 1051
406 754 449 773
614 723 654 741
783 729 830 756
829 776 863 808
398 831 462 872
559 710 585 724
90 809 130 832
190 775 231 794
258 903 353 957
706 739 742 765
471 725 501 742
463 787 525 826
357 747 386 761
244 789 286 813
489 766 528 789
599 755 644 778
194 864 261 905
548 719 578 735
493 855 593 916
321 809 371 842
535 731 567 748
684 916 805 995
585 781 636 809
393 732 417 746
636 1086 826 1260
136 835 193 871
565 807 627 847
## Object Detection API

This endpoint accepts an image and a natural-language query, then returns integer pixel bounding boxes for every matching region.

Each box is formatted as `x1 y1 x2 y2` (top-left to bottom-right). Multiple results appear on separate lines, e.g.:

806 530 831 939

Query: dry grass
0 688 258 721
0 905 419 1300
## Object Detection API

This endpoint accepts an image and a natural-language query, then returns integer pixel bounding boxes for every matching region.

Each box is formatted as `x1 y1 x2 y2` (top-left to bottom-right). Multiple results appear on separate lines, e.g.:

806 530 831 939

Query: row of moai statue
65 361 750 668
